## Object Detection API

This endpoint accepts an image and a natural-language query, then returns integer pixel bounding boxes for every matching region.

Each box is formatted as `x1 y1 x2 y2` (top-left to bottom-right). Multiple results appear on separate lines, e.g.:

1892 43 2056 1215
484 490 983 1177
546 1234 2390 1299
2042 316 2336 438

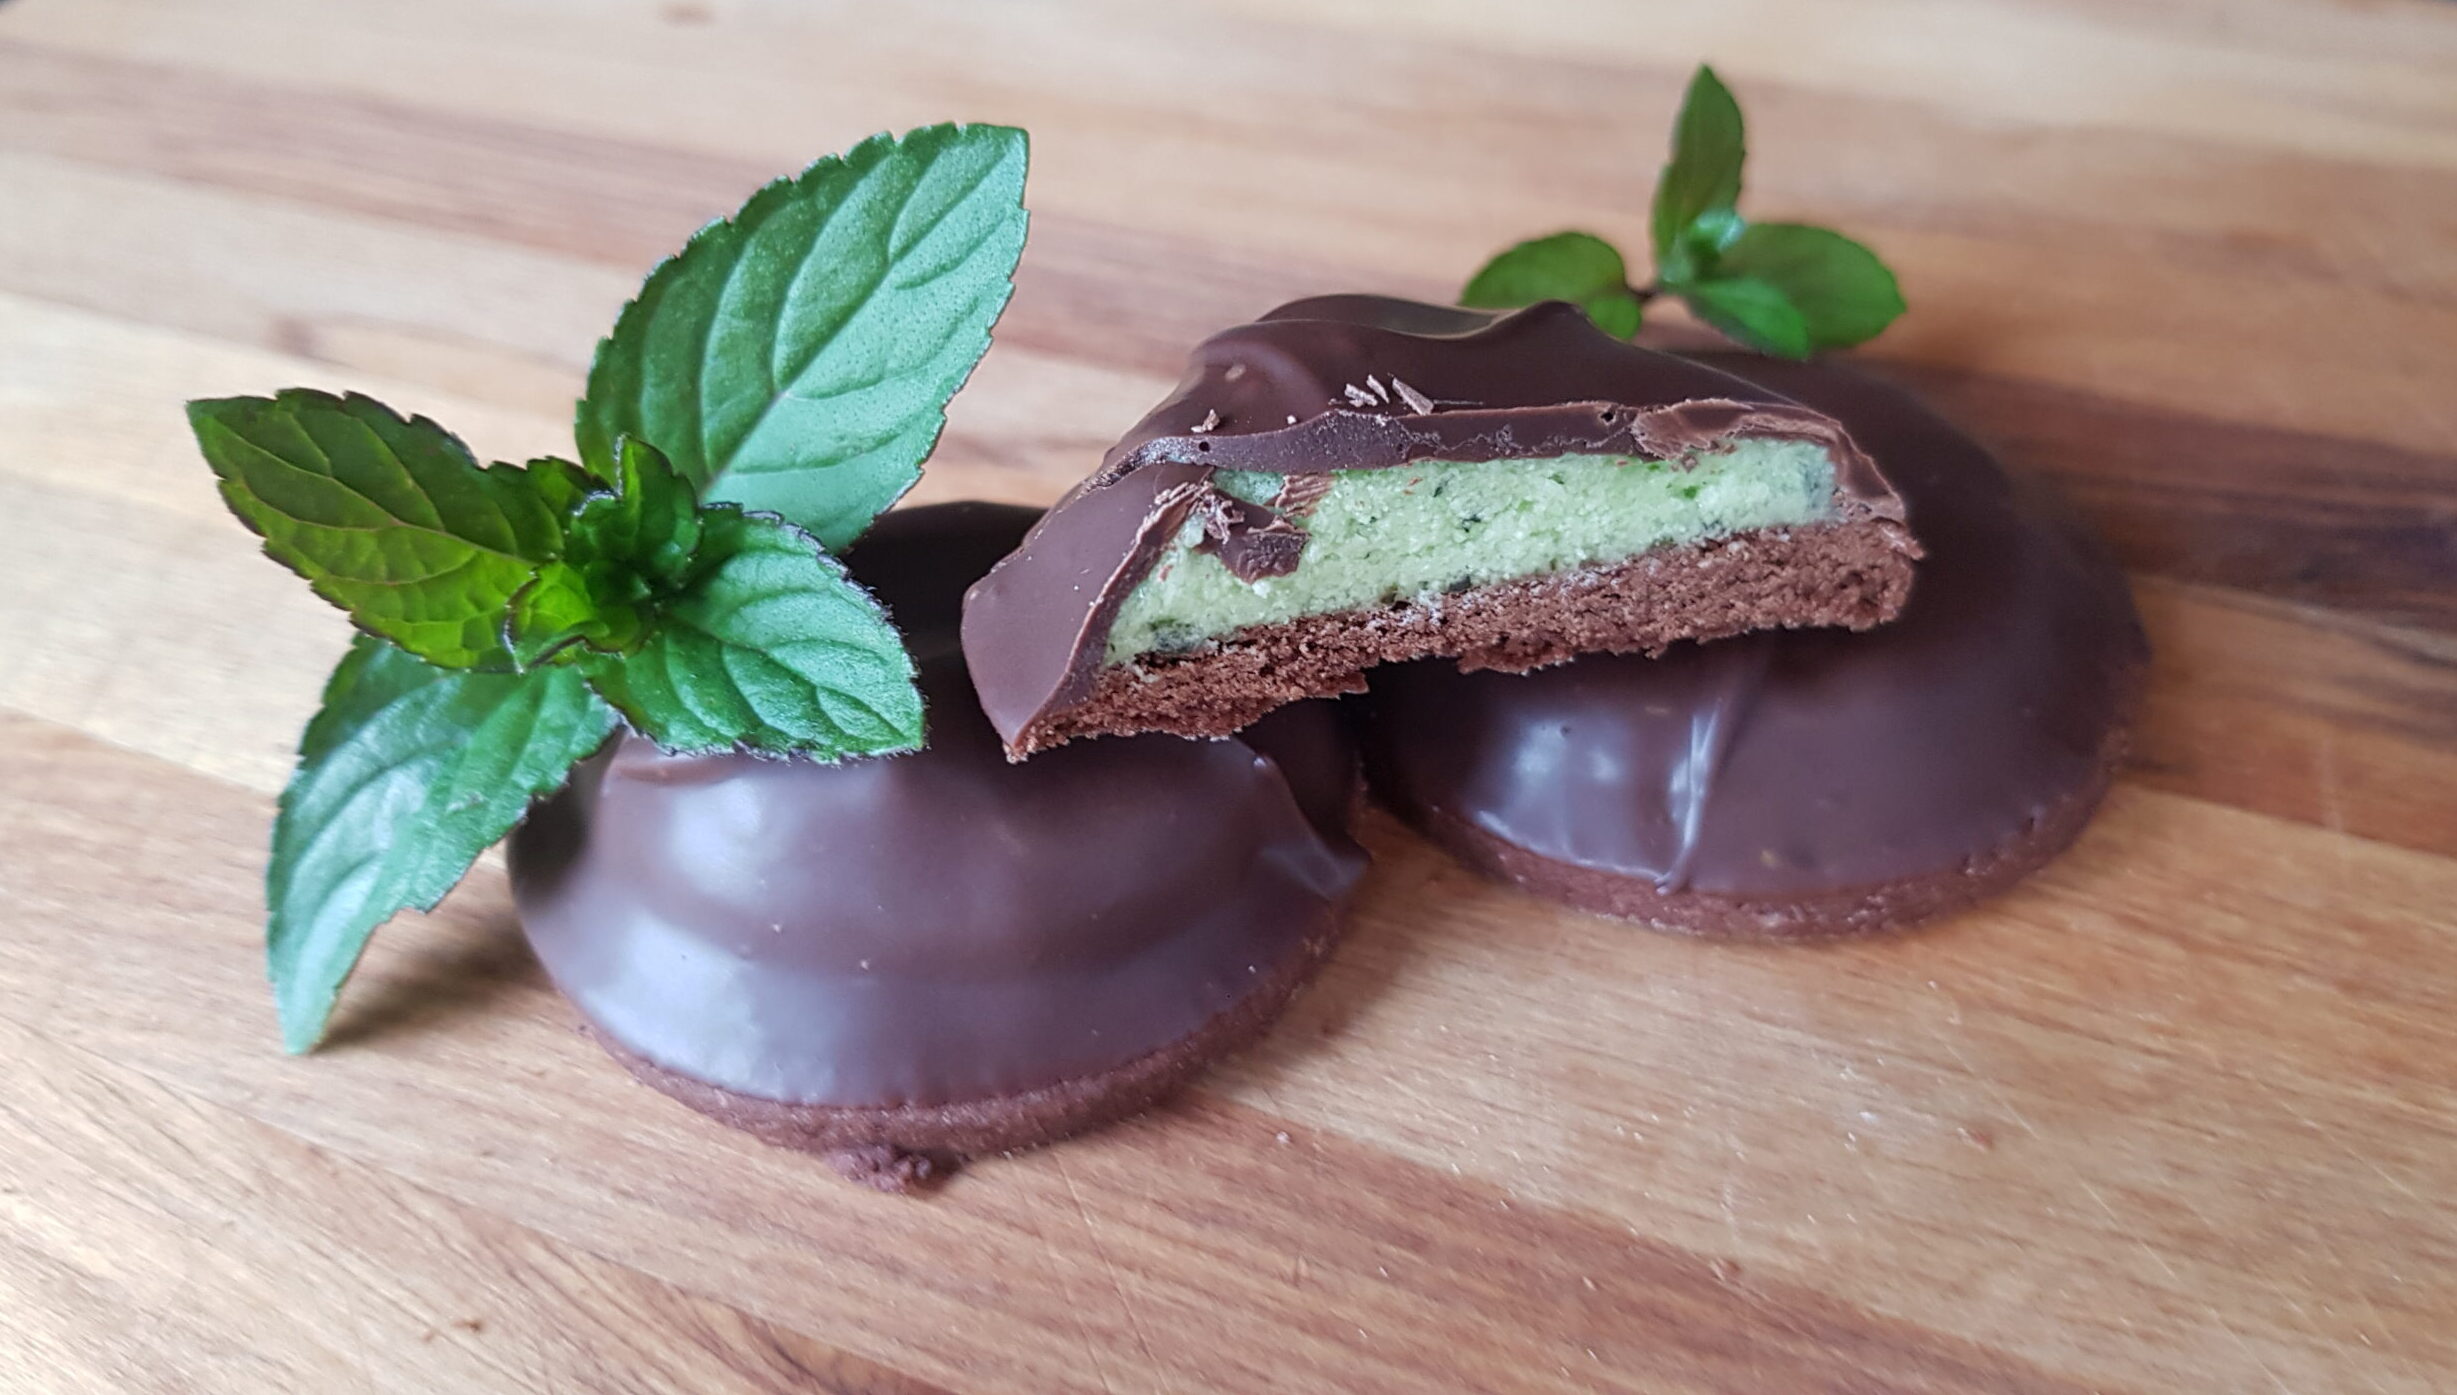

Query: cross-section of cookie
962 295 1921 758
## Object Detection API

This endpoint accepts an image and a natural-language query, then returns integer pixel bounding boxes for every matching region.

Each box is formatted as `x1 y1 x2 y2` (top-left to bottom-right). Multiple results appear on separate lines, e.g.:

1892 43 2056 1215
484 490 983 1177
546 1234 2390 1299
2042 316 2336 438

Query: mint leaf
568 438 701 588
1580 288 1646 339
505 561 636 668
1663 206 1748 289
577 123 1029 551
504 439 699 666
524 456 600 517
270 635 616 1052
1715 222 1905 349
1461 231 1645 339
579 508 920 758
189 391 564 669
1682 275 1812 358
1463 231 1625 304
1651 66 1745 268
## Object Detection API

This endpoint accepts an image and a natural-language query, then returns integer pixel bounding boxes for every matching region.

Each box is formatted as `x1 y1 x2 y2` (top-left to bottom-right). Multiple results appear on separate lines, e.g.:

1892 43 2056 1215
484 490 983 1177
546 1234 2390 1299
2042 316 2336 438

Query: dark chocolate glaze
507 503 1367 1110
1360 356 2149 900
961 295 1909 755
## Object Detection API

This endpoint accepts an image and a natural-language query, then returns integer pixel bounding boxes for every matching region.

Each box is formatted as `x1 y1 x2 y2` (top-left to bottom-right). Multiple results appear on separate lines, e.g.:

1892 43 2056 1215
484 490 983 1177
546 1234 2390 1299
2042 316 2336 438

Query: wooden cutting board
2 2 2453 1391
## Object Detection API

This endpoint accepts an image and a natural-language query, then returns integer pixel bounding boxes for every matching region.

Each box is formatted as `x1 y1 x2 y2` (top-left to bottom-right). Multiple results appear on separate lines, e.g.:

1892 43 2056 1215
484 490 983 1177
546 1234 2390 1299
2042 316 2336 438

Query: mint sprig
578 123 1029 551
193 122 1029 1051
1461 65 1904 358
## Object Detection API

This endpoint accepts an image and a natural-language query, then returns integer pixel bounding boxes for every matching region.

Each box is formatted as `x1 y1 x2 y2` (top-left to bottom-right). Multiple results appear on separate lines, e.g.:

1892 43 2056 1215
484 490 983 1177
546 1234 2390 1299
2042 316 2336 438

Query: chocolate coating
962 295 1909 754
1359 355 2149 928
508 503 1366 1110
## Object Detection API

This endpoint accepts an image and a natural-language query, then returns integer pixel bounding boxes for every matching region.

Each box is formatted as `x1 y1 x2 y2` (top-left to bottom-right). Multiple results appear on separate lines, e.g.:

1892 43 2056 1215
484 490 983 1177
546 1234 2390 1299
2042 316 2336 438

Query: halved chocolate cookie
1357 356 2148 938
508 504 1367 1188
962 296 1920 758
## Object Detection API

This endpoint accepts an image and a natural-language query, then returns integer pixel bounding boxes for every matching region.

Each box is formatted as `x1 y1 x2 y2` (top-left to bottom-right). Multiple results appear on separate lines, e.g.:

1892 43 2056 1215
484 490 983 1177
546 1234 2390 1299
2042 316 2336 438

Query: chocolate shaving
1213 520 1308 582
1190 409 1220 434
1183 484 1310 582
1391 377 1435 415
1272 472 1335 520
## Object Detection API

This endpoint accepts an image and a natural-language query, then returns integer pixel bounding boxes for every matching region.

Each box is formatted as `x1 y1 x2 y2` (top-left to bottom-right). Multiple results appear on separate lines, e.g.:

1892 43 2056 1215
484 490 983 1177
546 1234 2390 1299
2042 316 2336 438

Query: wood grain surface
3 2 2454 1391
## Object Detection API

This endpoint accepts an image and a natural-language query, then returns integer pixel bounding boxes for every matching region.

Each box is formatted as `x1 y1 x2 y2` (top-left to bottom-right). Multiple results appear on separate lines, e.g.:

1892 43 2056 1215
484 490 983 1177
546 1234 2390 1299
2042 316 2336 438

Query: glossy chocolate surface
961 295 1908 753
1361 355 2148 898
508 503 1366 1109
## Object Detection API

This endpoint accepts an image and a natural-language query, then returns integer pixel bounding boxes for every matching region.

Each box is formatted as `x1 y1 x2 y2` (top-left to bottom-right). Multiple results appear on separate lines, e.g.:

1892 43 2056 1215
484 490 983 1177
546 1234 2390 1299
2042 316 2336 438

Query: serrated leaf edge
574 122 1029 548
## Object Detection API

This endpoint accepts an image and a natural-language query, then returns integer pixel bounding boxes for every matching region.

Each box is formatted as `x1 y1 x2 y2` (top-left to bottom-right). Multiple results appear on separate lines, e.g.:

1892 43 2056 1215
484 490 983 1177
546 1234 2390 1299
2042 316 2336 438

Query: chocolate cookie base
1018 518 1912 754
582 916 1345 1192
1386 710 2134 941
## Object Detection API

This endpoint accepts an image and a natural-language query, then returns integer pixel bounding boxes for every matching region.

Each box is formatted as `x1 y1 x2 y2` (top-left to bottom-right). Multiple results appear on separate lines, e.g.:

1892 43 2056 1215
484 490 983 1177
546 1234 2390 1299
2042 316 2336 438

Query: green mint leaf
1460 233 1644 338
579 508 921 759
1714 222 1906 349
1662 207 1748 287
577 123 1030 551
503 439 700 666
1581 288 1646 339
1682 275 1813 358
1650 65 1746 264
1462 230 1629 308
505 561 640 668
523 456 600 517
568 438 701 588
188 391 564 669
270 635 617 1052
1687 207 1747 254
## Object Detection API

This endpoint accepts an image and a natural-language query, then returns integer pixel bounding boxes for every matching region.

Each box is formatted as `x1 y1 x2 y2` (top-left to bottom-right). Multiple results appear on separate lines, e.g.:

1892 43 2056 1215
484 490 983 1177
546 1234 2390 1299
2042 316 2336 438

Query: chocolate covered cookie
1358 356 2147 938
509 504 1367 1187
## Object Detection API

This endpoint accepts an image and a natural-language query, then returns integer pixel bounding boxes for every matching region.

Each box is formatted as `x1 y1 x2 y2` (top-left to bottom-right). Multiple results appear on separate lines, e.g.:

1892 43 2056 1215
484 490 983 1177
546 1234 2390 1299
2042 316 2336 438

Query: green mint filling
1103 438 1837 664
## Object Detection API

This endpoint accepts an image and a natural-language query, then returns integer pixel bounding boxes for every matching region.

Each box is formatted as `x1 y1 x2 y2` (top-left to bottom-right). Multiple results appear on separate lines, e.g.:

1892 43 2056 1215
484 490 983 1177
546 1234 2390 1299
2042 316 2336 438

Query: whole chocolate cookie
509 503 1367 1188
1357 356 2148 938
